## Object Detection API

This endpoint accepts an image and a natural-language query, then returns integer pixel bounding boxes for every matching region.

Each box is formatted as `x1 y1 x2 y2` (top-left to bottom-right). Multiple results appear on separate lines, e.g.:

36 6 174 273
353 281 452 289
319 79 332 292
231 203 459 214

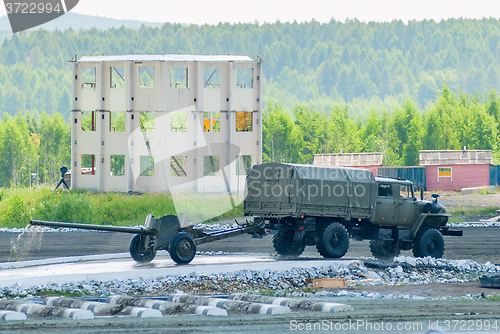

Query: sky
1 0 500 24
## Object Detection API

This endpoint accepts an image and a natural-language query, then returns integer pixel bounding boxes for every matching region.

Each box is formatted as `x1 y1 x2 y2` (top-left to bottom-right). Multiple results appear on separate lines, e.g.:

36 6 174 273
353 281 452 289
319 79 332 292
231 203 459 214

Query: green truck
244 163 462 259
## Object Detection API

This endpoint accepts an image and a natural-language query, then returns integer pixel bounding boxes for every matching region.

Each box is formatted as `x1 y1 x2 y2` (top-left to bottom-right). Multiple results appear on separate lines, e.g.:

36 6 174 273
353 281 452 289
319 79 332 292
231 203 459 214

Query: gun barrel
29 220 155 235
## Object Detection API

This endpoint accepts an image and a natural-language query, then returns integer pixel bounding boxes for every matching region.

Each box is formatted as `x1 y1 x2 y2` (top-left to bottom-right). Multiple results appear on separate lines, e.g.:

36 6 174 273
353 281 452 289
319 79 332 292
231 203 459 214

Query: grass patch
478 187 500 195
0 186 244 229
486 293 500 301
259 289 277 296
447 205 499 217
169 193 244 224
34 289 84 298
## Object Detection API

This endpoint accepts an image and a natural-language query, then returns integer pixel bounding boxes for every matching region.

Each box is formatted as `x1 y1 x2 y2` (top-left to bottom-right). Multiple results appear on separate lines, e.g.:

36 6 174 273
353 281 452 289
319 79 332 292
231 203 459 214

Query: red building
419 150 492 191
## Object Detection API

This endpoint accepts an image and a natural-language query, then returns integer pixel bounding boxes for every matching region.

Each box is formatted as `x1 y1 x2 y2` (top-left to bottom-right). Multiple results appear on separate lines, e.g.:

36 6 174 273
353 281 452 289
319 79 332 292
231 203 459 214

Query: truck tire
273 229 306 256
129 234 157 263
316 222 349 258
412 228 444 258
169 232 196 264
369 240 400 260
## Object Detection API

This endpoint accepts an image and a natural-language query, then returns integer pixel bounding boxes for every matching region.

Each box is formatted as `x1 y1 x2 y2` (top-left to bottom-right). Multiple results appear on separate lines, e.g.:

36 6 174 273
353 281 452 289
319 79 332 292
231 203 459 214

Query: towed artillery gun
30 214 266 264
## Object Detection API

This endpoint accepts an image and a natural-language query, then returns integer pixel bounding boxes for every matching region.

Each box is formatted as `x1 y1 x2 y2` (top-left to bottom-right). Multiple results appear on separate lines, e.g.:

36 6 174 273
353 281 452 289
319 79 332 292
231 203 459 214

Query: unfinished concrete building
70 54 263 193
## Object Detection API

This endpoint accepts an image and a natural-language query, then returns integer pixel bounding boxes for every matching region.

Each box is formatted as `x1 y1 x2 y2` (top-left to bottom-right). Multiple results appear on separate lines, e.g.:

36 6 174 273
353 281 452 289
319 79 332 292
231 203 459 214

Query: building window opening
204 67 220 88
236 155 252 175
140 156 154 177
203 156 219 176
110 155 125 176
81 111 96 131
170 156 187 177
82 67 96 88
438 167 452 181
140 111 155 132
110 111 125 132
81 154 96 175
378 184 392 197
236 112 253 132
236 67 253 88
170 111 187 132
203 112 220 132
139 66 154 88
171 67 188 88
110 66 125 88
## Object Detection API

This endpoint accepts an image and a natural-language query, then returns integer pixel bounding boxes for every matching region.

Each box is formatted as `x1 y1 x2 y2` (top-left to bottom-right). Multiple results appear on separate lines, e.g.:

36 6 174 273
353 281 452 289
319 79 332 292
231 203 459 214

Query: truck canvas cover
244 163 377 220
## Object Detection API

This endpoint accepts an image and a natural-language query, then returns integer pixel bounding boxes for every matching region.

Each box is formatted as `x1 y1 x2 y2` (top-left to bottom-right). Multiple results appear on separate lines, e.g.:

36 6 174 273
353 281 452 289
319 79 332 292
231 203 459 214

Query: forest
0 17 499 187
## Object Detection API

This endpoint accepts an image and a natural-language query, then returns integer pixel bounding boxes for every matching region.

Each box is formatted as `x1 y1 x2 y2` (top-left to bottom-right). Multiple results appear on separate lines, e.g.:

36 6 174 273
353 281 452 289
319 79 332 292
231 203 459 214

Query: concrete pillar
257 62 263 165
71 62 80 189
227 62 234 192
126 61 135 192
97 62 106 192
195 62 203 192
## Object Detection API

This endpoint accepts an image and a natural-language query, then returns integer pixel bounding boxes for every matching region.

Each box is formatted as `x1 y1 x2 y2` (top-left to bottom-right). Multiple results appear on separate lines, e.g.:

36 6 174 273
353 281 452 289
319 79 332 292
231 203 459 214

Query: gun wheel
129 234 157 263
369 240 400 260
169 232 196 264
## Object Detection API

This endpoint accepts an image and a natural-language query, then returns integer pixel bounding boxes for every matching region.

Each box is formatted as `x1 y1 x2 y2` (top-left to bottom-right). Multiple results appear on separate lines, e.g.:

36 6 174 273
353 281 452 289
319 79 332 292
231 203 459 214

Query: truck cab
374 178 419 227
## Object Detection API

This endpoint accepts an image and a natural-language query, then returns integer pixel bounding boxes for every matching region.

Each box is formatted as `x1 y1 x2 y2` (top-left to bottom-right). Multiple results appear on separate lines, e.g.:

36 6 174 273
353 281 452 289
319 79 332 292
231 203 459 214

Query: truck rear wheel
412 228 444 258
273 229 306 256
316 222 349 258
369 240 400 260
169 232 196 264
129 234 157 263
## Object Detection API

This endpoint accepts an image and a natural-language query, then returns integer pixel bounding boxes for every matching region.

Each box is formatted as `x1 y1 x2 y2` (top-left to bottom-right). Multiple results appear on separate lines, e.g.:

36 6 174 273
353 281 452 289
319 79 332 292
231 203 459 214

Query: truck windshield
400 185 413 199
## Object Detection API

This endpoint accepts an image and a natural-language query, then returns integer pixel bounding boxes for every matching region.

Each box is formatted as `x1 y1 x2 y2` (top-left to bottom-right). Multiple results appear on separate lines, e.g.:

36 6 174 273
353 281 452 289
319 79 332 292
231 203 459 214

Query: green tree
0 114 30 187
422 85 460 151
262 103 303 163
38 112 71 185
386 100 422 165
362 109 387 153
325 105 363 154
293 105 328 164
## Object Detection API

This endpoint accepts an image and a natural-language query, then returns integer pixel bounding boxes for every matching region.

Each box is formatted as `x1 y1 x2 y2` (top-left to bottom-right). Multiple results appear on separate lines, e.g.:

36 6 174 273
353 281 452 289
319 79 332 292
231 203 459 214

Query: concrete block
461 186 496 195
0 310 27 321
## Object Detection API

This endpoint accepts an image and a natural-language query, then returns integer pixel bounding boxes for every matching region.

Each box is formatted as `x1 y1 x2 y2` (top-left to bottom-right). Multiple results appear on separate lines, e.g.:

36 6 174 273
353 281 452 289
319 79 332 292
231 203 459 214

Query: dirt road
2 226 499 264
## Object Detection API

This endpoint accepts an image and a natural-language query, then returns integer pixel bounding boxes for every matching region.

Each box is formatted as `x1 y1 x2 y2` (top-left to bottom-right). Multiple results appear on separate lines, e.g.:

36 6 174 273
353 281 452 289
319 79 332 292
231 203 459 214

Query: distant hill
0 12 167 33
0 17 499 118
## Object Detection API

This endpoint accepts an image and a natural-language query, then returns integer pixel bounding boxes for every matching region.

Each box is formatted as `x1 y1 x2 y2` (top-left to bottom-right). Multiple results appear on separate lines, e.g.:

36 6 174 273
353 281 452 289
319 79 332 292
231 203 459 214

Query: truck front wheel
316 222 349 258
412 228 444 258
273 229 306 256
369 240 400 260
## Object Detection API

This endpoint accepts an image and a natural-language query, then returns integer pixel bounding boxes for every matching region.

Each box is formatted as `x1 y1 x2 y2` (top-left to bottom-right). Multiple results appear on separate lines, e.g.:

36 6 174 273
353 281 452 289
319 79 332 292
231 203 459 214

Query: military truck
244 163 462 259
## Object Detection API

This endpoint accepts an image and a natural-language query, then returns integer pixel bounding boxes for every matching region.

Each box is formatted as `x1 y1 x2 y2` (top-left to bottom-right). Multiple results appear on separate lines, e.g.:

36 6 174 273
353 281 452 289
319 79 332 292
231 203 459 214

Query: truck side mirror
420 187 424 201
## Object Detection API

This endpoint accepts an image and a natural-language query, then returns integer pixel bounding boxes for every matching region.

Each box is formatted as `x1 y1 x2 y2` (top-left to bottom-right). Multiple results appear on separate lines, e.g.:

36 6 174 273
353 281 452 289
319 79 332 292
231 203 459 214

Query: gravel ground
439 192 500 209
